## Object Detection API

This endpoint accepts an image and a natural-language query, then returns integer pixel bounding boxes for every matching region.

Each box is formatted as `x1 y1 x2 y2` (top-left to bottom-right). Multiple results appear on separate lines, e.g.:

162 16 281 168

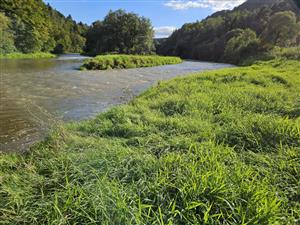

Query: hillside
158 0 300 64
237 0 298 11
0 0 88 54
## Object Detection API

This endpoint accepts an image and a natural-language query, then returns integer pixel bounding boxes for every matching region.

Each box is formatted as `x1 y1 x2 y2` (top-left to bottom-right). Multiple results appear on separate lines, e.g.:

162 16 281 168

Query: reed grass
1 59 299 224
81 54 182 70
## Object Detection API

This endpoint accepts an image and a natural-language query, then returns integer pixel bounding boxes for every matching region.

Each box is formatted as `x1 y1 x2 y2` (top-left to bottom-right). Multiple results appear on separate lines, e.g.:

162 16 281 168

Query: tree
84 21 104 55
158 0 300 63
262 11 300 47
12 17 43 53
0 0 87 54
85 10 154 55
0 12 16 54
224 29 260 64
295 0 300 9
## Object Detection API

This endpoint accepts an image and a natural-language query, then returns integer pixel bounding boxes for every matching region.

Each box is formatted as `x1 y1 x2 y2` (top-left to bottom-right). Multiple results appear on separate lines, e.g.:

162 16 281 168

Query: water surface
0 54 234 152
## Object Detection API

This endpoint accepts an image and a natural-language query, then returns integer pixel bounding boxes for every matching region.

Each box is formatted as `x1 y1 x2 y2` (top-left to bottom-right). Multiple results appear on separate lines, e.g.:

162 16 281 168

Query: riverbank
81 54 182 70
0 58 231 152
0 52 56 59
1 59 299 224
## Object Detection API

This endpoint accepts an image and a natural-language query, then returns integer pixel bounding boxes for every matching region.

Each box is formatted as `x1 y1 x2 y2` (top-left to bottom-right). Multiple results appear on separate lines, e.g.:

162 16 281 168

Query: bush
270 46 300 60
223 29 260 64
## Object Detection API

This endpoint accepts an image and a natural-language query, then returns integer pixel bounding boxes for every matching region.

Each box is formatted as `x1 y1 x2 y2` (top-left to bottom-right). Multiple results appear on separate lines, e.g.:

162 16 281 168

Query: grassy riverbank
0 52 56 59
81 54 182 70
1 60 299 224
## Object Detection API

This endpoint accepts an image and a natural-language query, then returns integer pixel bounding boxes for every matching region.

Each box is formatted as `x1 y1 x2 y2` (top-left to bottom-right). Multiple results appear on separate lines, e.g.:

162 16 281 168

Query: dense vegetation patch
1 60 300 224
271 46 300 60
240 46 300 66
81 55 182 70
0 1 87 54
0 52 56 59
84 10 154 56
158 0 300 64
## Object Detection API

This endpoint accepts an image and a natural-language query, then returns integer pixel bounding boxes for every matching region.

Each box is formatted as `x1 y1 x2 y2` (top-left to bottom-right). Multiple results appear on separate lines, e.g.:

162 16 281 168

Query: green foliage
224 29 260 64
1 60 300 224
0 0 88 54
85 10 154 55
12 18 43 53
0 52 56 59
262 11 300 47
238 46 300 66
81 55 182 70
270 46 300 60
158 0 300 64
0 12 16 54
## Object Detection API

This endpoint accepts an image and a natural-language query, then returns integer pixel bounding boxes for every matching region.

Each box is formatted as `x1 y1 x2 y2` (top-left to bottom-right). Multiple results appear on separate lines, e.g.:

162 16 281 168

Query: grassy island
81 54 182 70
0 52 56 59
1 60 299 224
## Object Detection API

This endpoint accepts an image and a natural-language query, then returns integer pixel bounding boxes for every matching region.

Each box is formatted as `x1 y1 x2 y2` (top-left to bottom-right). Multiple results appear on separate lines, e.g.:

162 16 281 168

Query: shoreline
1 59 233 153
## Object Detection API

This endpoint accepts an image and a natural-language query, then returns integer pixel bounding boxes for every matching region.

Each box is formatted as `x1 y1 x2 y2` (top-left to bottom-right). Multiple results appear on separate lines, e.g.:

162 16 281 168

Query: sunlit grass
0 59 299 224
81 54 182 70
0 52 56 59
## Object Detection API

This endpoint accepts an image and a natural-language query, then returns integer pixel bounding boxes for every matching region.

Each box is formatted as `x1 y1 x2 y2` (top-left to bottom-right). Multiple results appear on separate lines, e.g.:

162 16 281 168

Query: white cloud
154 26 177 38
164 0 246 11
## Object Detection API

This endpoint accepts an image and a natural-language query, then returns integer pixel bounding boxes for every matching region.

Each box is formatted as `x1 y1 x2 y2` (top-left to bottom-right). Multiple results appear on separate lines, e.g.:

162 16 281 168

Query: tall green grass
81 54 182 70
1 60 299 224
0 52 56 59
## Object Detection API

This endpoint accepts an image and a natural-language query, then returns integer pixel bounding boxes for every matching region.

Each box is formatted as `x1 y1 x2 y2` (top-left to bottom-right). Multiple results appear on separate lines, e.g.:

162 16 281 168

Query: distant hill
0 0 88 54
158 0 300 63
237 0 299 13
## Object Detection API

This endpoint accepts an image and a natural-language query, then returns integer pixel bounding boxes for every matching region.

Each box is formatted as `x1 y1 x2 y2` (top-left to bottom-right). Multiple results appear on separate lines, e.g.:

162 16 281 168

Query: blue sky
43 0 246 38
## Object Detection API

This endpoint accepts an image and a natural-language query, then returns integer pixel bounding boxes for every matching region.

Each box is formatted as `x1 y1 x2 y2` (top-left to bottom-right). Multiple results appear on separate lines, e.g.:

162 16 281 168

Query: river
0 54 234 152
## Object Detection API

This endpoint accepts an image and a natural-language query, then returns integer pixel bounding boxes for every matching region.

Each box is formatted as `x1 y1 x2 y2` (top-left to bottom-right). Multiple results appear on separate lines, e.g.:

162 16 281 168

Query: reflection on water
0 54 234 152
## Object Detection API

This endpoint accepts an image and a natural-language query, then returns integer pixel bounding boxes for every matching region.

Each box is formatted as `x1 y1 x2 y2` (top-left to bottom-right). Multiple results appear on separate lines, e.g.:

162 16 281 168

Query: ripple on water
0 90 56 152
0 55 234 152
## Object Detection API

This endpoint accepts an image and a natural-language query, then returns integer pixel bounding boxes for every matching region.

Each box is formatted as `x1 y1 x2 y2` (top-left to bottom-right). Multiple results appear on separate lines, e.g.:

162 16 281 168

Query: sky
43 0 246 38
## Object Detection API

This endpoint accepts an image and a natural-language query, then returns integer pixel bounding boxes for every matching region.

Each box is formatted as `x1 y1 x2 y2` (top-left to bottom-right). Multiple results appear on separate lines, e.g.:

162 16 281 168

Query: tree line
0 0 87 54
0 1 155 56
158 0 300 64
1 0 299 62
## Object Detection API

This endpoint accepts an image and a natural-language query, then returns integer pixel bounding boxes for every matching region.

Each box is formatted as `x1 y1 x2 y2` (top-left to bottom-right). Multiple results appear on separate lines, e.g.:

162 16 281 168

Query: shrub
223 29 260 64
270 46 300 60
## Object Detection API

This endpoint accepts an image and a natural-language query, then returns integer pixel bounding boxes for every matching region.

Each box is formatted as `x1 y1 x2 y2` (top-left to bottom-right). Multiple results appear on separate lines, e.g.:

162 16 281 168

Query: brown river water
0 54 234 152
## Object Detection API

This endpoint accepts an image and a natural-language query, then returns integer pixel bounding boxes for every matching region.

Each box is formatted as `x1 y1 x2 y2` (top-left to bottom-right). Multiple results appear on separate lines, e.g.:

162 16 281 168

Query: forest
1 0 299 64
0 1 155 56
158 0 300 64
0 0 87 54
